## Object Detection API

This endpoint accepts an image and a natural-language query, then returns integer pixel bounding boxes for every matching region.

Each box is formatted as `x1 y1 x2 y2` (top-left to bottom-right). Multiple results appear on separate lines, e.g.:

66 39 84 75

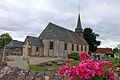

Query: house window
81 45 83 51
36 47 39 51
72 44 74 51
77 45 79 51
49 41 54 49
64 43 67 50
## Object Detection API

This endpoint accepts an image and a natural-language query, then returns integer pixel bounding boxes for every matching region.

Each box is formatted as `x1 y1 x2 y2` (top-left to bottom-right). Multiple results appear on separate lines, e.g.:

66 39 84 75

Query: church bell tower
75 13 83 36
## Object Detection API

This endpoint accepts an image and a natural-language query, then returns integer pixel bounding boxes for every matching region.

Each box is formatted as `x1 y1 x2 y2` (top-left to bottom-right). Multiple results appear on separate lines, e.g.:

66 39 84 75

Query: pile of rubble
0 62 63 80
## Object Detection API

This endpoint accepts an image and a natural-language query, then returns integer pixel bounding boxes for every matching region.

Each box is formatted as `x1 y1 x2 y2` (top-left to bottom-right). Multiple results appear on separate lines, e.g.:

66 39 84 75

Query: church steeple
75 13 83 36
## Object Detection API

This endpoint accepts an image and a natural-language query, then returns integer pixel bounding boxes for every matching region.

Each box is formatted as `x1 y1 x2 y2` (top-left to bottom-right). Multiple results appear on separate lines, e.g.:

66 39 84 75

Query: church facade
23 14 89 57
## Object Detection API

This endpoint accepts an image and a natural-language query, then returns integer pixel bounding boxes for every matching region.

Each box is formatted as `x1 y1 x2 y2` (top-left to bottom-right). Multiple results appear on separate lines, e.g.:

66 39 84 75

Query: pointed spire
77 13 82 29
75 13 83 36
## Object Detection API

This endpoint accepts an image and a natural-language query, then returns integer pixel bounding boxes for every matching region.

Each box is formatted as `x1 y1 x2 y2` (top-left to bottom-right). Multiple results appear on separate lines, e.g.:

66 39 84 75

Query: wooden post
2 43 6 62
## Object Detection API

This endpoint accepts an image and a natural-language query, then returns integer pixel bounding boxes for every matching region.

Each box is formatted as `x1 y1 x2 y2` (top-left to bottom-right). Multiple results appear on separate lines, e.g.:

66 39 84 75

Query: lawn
29 65 61 72
29 60 79 72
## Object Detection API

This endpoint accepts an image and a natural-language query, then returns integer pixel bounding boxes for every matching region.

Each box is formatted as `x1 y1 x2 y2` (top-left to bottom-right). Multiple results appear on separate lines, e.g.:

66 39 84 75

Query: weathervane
78 4 80 13
78 0 80 13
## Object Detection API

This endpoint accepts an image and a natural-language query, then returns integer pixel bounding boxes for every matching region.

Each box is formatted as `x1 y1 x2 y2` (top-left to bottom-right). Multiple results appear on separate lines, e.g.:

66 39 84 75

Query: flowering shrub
58 52 120 80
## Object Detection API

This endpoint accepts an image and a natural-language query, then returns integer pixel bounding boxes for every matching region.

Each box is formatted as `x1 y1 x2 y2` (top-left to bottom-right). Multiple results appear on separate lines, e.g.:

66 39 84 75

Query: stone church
23 14 89 57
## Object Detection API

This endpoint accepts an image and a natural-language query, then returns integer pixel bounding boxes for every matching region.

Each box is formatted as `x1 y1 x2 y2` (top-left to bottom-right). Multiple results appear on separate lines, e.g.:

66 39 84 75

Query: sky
0 0 120 48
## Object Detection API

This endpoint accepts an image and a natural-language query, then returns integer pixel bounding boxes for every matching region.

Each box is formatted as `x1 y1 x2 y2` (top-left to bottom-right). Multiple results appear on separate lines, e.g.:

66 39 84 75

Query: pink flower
58 51 118 80
70 75 74 80
79 52 85 60
85 53 90 59
106 70 116 79
115 67 120 72
58 63 68 76
79 52 90 60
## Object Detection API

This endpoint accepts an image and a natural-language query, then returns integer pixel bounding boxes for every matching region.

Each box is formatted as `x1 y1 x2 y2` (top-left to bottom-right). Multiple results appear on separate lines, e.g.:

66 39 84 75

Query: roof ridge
27 36 38 38
49 22 75 33
12 40 23 42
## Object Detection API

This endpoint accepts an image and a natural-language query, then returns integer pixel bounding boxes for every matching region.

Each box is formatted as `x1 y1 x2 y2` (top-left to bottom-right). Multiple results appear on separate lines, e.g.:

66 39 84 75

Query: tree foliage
113 49 120 57
112 48 120 67
113 47 118 54
83 28 101 52
0 33 12 48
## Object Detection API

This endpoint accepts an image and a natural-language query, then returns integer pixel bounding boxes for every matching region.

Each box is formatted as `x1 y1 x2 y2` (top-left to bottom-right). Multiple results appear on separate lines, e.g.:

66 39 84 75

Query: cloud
0 0 120 48
98 39 120 49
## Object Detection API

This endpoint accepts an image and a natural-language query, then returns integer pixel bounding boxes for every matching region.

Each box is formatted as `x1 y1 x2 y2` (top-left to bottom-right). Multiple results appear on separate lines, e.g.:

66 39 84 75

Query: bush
106 53 114 57
68 61 79 68
68 52 79 60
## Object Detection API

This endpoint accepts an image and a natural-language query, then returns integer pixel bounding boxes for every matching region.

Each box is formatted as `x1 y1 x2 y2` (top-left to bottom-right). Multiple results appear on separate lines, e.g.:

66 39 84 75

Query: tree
113 47 118 54
83 28 101 52
117 44 120 49
0 33 12 48
113 49 120 67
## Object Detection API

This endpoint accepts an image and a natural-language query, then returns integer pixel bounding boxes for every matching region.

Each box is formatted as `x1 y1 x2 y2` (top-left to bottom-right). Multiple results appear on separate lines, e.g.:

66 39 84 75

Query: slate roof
26 36 43 46
6 40 23 48
39 22 88 45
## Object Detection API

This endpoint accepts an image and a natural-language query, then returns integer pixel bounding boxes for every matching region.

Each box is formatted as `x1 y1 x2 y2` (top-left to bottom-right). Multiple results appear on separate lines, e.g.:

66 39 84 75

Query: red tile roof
96 48 112 53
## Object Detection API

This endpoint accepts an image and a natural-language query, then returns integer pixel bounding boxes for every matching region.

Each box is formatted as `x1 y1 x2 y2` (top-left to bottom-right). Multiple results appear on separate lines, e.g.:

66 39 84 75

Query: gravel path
6 55 62 68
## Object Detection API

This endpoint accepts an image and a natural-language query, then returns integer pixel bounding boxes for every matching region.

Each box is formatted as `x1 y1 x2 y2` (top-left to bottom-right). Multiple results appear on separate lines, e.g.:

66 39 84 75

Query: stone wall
23 38 89 57
31 46 36 56
42 39 89 57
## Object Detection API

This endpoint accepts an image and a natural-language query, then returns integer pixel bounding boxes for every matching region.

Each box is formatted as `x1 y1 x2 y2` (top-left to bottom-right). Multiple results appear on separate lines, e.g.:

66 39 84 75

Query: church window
49 41 54 49
64 43 67 50
72 44 74 51
85 46 87 51
77 45 79 51
81 45 83 51
36 47 39 51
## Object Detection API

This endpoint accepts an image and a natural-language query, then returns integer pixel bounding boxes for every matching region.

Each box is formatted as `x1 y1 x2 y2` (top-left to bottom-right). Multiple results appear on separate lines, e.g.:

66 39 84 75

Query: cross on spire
78 4 80 13
75 4 83 36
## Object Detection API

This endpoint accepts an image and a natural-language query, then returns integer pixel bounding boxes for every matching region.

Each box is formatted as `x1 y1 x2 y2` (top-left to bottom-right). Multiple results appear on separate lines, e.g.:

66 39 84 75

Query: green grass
29 65 61 72
29 60 79 72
